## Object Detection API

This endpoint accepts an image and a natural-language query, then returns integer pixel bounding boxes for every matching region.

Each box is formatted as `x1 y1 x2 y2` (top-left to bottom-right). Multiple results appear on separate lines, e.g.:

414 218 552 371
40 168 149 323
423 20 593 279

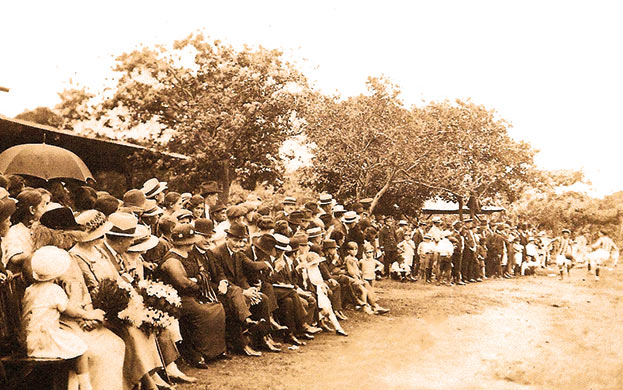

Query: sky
1 1 622 197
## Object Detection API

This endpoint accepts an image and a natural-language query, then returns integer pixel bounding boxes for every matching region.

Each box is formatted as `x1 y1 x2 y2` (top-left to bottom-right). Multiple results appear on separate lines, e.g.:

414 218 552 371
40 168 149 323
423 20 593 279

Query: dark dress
160 250 226 360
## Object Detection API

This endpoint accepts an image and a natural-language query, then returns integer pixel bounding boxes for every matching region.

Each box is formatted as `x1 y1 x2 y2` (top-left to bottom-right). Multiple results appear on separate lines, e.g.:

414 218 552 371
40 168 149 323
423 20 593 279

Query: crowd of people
0 174 619 390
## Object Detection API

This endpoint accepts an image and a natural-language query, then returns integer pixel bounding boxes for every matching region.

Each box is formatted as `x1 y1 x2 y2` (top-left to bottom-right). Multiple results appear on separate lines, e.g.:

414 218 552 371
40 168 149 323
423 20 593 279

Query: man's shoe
217 351 232 360
266 335 282 348
336 328 348 337
192 359 209 369
335 311 348 321
476 278 483 282
262 336 281 353
243 317 259 329
270 317 288 331
374 306 390 315
363 305 375 315
284 333 305 346
457 281 466 285
242 345 262 357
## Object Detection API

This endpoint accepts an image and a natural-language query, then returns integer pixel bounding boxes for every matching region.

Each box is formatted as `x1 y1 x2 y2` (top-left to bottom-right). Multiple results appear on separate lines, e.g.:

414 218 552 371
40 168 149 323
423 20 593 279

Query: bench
0 276 75 390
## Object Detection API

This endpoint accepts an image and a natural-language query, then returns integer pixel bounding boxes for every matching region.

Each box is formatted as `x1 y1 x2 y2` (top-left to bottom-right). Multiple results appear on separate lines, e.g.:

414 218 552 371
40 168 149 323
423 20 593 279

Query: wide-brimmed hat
31 246 72 282
128 225 159 252
562 228 570 234
282 196 296 206
75 210 113 242
254 234 277 257
341 211 357 224
304 251 325 266
194 218 215 236
318 194 332 206
142 200 163 217
107 212 141 238
141 178 167 199
273 233 292 252
360 198 374 206
226 222 248 239
171 224 201 246
200 181 221 195
40 206 84 231
123 189 148 213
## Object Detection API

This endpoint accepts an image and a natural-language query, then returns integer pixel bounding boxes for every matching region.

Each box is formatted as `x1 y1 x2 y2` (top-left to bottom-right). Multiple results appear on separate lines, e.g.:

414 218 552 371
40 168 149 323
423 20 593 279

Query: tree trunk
220 160 231 204
458 196 464 221
369 173 394 215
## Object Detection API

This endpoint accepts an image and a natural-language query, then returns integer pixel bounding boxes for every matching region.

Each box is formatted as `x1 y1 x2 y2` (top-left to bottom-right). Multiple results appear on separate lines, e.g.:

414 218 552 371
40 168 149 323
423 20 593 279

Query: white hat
398 220 408 226
318 194 333 205
341 211 358 224
332 204 346 215
107 212 141 237
31 246 72 282
432 216 442 223
273 233 292 252
128 225 159 253
140 178 167 199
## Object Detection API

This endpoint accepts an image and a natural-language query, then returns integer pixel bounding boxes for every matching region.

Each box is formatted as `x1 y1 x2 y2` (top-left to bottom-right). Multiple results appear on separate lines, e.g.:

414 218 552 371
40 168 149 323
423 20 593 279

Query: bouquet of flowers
135 280 182 333
92 279 145 328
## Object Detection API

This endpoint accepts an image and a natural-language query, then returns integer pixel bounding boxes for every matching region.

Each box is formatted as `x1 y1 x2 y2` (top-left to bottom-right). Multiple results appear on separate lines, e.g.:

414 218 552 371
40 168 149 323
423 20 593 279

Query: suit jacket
344 224 365 258
242 245 272 286
379 225 398 251
207 243 250 290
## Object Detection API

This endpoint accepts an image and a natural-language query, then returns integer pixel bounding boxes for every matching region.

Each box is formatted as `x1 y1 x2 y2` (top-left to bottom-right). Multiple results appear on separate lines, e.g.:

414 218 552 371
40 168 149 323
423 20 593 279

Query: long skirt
179 297 227 360
107 324 162 390
61 319 125 390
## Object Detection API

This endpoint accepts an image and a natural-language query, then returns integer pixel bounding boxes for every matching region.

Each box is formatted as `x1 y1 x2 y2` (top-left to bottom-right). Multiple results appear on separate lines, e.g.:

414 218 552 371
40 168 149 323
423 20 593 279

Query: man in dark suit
207 222 273 356
379 215 398 277
461 219 478 283
411 221 426 279
342 211 365 258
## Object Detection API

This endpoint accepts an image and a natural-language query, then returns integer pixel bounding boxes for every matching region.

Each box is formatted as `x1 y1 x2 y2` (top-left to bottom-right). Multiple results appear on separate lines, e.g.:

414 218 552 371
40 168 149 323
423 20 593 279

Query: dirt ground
178 265 623 390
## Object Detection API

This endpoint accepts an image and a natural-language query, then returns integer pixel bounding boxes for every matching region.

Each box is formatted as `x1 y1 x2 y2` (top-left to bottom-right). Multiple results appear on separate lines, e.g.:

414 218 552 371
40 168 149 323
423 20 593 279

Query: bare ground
178 265 623 390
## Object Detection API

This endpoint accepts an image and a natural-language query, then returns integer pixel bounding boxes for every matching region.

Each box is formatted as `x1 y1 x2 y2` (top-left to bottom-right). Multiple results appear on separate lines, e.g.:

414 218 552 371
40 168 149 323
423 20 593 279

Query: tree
15 106 62 127
71 33 311 198
304 78 537 216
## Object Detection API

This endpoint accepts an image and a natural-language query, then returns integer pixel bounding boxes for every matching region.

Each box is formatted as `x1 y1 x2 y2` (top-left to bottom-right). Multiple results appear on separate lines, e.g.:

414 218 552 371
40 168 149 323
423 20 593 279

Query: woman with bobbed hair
187 195 205 220
1 188 51 274
162 192 183 218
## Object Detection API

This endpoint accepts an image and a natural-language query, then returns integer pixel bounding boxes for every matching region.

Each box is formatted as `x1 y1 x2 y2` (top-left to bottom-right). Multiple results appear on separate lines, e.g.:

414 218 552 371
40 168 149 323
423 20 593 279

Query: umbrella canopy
0 143 94 181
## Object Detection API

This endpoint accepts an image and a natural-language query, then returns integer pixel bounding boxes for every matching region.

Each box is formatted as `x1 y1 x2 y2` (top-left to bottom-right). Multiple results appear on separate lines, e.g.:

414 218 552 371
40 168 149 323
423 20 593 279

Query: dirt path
181 267 623 390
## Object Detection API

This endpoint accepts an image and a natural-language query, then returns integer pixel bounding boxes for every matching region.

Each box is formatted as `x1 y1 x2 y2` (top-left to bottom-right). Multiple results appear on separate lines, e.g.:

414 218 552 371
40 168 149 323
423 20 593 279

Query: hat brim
80 221 114 242
275 244 292 251
128 235 159 252
32 253 71 282
172 235 202 246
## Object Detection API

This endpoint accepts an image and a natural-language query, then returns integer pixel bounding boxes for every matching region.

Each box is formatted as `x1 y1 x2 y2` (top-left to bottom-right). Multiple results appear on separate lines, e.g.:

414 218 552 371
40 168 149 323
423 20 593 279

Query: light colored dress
60 252 125 390
22 281 87 359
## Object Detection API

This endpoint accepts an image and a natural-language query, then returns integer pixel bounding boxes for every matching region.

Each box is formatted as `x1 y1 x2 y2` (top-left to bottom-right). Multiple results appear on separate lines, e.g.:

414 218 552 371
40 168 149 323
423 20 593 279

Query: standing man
379 216 398 278
461 219 478 283
450 220 465 285
199 181 221 220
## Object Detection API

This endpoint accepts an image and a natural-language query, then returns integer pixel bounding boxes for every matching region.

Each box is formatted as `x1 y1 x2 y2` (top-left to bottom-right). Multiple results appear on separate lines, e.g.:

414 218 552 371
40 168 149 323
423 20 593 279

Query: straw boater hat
332 204 346 215
171 224 201 246
306 226 322 239
128 225 159 252
318 193 333 206
173 209 193 222
273 233 292 252
140 178 167 199
398 220 408 226
31 246 72 282
282 196 296 206
75 210 113 242
341 211 357 224
106 212 142 238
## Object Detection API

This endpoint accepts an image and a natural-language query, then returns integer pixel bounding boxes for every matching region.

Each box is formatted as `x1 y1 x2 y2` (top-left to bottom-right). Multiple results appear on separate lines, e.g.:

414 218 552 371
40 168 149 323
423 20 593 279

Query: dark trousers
384 250 397 276
273 286 307 334
452 250 463 282
462 250 475 281
412 254 421 277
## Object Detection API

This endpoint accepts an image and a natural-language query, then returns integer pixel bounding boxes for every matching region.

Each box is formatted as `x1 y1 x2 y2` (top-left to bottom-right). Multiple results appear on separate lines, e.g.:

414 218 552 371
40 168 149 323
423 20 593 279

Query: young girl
22 246 104 390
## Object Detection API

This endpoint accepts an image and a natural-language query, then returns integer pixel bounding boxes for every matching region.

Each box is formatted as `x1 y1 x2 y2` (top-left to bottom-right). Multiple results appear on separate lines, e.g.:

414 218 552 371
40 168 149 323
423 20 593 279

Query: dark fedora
322 239 337 250
288 210 305 226
40 206 84 231
200 181 221 196
254 234 277 257
212 201 227 213
226 222 248 239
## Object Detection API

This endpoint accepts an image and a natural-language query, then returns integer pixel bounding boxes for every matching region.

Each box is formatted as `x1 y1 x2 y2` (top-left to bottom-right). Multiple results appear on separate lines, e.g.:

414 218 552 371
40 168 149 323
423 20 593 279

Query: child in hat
22 246 105 390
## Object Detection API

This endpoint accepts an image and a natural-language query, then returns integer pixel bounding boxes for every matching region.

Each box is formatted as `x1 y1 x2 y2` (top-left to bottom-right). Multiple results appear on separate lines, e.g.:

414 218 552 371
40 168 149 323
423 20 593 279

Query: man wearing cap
318 194 333 214
207 222 271 356
486 224 507 278
379 216 398 277
199 181 221 220
411 221 427 280
212 204 247 246
461 219 478 283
